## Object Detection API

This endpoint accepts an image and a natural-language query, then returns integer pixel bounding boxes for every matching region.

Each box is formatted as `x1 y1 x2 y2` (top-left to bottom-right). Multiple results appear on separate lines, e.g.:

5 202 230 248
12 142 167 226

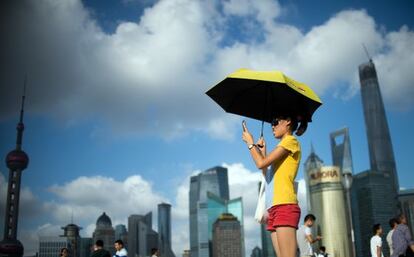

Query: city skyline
1 0 414 256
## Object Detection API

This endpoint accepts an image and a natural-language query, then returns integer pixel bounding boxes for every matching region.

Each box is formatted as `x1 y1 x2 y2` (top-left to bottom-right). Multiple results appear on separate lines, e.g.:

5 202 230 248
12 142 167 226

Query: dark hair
60 248 69 256
151 248 158 254
304 214 316 222
96 240 104 247
372 223 381 235
389 218 398 228
396 213 406 224
275 115 307 136
114 240 124 246
319 246 326 252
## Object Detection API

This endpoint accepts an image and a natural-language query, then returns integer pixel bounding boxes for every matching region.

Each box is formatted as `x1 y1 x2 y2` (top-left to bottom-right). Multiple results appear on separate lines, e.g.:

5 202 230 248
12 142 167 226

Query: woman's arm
242 128 289 169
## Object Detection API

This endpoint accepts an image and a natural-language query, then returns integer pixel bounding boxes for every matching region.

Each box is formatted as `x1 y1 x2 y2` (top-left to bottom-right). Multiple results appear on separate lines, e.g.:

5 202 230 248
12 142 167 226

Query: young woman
242 116 305 257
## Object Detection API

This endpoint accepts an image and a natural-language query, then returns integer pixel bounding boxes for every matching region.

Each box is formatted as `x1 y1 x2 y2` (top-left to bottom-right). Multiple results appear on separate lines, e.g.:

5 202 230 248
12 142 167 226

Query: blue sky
0 0 413 255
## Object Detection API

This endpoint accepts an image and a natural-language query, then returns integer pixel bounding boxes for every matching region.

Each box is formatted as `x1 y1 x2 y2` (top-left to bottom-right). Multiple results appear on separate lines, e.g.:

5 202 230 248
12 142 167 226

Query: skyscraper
330 127 355 257
359 60 399 193
351 59 400 257
0 84 29 257
61 224 81 257
330 128 354 175
114 224 128 247
93 212 115 253
158 203 175 257
128 213 158 257
38 237 71 257
399 189 414 234
212 214 242 257
207 192 244 257
189 166 229 257
250 247 262 257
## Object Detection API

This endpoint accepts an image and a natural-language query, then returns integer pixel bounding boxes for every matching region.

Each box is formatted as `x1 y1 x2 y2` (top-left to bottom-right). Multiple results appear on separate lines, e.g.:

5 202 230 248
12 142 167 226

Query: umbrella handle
260 120 264 138
256 120 264 148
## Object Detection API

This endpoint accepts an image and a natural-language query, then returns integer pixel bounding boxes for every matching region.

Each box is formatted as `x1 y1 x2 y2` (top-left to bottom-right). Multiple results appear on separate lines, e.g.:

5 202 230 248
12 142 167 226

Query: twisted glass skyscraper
351 59 399 257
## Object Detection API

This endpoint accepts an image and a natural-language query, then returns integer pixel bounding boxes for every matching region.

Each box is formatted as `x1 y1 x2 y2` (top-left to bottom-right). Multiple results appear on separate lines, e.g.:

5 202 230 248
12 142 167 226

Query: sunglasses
271 118 281 127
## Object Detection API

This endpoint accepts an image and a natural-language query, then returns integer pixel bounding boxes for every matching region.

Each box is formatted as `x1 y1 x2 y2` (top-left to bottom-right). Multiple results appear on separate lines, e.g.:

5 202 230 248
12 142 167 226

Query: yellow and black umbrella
206 68 322 133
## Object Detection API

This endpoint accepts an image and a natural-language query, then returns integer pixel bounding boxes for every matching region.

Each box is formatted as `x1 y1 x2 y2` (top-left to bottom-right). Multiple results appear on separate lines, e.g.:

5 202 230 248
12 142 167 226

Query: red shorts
266 204 301 231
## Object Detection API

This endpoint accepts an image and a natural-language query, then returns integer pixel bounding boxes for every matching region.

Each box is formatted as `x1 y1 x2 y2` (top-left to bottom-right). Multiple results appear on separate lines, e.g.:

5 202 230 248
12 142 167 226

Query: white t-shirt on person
386 229 394 256
370 235 384 257
297 225 313 256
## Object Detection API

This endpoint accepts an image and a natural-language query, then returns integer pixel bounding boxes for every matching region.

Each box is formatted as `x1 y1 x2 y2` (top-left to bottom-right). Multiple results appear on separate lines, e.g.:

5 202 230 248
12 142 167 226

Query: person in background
60 248 69 257
151 248 160 257
297 214 322 257
392 213 414 257
90 240 111 257
370 224 384 257
316 246 328 257
114 240 127 257
387 218 398 256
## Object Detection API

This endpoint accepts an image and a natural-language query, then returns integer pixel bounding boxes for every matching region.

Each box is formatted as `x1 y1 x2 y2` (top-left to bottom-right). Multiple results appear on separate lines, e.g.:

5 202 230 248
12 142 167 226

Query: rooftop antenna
362 43 372 62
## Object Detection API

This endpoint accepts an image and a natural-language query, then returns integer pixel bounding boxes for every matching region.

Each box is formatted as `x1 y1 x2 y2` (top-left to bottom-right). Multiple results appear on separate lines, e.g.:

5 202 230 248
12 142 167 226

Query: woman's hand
242 122 254 145
256 137 266 156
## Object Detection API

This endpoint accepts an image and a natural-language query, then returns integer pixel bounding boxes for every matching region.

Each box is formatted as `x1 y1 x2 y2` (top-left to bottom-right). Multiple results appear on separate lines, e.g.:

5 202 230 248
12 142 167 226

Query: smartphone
242 120 247 131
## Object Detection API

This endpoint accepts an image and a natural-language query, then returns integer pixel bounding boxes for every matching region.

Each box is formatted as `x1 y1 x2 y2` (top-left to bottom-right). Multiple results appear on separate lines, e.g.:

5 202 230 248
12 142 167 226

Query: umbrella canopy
206 68 322 123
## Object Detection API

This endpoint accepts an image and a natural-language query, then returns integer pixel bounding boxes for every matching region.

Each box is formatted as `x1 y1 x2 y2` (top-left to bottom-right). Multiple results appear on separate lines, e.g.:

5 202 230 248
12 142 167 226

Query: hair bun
295 121 308 136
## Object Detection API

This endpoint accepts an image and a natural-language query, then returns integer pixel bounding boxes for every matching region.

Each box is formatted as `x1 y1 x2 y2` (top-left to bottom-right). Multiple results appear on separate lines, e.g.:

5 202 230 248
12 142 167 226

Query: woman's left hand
242 124 254 145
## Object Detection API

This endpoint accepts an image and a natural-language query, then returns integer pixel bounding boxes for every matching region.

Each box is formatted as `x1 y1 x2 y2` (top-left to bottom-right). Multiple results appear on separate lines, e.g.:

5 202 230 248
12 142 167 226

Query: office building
330 127 355 257
158 203 175 257
61 223 81 257
79 238 92 257
212 214 242 257
207 192 244 257
128 213 158 257
93 212 115 253
182 250 190 257
189 166 229 257
38 237 71 257
250 247 262 257
114 225 128 248
399 189 414 235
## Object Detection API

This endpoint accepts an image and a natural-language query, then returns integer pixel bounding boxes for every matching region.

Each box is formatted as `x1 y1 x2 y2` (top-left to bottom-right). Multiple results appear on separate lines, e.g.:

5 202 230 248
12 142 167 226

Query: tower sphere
0 239 24 257
5 150 29 170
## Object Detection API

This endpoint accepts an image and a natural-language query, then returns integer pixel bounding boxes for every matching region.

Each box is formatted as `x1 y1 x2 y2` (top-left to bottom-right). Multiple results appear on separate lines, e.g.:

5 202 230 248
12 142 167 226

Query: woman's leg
275 226 297 257
270 231 281 257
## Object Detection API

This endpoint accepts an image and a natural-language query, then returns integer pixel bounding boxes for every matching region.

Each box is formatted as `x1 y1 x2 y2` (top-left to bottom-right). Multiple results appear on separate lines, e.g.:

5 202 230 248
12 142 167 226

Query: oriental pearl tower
0 81 29 257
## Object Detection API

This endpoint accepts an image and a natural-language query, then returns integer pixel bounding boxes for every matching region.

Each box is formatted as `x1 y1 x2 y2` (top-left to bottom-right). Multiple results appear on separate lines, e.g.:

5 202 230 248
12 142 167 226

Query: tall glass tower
189 166 229 257
359 59 399 192
158 203 175 257
351 59 400 257
330 128 354 175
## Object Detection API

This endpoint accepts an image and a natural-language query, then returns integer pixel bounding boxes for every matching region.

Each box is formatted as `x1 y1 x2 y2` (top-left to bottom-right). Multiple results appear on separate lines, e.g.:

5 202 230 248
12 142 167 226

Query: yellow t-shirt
266 135 301 206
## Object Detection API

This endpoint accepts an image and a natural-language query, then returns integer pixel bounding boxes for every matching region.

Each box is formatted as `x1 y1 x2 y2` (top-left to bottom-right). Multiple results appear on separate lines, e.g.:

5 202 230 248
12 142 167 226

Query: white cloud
47 175 166 225
1 1 413 141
